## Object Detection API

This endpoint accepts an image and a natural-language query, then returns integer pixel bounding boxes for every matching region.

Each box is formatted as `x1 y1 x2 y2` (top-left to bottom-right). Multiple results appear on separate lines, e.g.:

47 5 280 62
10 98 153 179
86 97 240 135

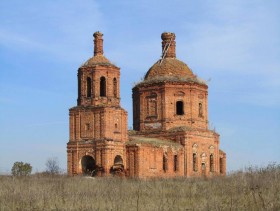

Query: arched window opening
115 123 118 129
220 158 223 174
176 101 184 115
193 153 197 172
87 77 92 97
78 74 81 99
100 76 106 97
113 78 117 97
199 103 203 117
174 155 178 172
163 155 168 172
210 154 214 172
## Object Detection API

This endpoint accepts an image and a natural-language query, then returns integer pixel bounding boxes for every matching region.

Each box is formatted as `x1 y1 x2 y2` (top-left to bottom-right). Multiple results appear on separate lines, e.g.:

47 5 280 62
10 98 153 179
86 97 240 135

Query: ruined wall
126 144 184 178
67 140 126 176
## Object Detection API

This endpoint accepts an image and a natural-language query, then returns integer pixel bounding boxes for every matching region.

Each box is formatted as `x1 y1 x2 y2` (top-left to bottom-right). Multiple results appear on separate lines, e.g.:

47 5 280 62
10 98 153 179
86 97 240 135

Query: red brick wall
126 129 223 178
69 107 127 142
126 144 184 178
133 82 208 132
183 131 220 177
77 66 121 107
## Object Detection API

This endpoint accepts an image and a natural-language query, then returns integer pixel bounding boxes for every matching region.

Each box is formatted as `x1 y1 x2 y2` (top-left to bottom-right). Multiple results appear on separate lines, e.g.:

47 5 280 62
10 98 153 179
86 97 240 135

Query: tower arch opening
113 78 117 97
114 155 123 165
163 154 168 172
100 76 106 97
81 155 96 176
86 77 92 97
110 155 124 176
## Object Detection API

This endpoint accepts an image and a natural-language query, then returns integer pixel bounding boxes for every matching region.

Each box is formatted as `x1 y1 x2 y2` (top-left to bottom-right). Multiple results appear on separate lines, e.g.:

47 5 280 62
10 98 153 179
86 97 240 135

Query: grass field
0 164 279 211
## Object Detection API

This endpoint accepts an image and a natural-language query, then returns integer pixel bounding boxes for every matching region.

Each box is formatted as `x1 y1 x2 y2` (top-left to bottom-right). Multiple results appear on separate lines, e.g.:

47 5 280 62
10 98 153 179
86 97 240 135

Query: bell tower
77 32 120 107
67 32 128 176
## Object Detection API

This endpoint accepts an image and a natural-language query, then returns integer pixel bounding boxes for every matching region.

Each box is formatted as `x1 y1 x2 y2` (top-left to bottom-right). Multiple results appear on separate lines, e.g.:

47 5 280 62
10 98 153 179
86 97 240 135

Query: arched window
113 78 117 97
199 103 203 117
193 153 197 172
220 158 223 174
86 77 92 97
78 74 81 98
100 76 106 97
210 154 214 172
163 155 168 172
174 155 178 172
176 101 184 115
192 144 198 172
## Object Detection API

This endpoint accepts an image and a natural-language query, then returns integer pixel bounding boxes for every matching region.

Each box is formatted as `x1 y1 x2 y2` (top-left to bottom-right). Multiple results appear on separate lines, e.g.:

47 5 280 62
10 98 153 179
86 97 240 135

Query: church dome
144 32 195 81
137 32 206 86
80 31 118 68
81 55 117 68
144 58 194 80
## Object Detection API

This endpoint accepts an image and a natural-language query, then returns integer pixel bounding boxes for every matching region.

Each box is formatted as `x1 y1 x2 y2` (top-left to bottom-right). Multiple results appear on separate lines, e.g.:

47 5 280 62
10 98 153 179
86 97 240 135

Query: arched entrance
81 155 96 176
114 155 123 165
110 155 125 176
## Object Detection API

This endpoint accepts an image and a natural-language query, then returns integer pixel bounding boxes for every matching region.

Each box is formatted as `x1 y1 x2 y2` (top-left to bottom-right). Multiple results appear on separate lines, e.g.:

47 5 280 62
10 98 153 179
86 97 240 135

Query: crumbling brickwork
67 31 226 178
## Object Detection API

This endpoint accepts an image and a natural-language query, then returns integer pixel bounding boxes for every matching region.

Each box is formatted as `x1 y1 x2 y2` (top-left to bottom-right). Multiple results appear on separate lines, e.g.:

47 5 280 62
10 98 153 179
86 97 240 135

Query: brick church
67 31 226 178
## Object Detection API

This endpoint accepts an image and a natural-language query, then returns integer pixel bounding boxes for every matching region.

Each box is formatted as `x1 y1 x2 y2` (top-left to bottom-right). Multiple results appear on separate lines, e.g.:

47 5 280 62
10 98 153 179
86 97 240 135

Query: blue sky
0 0 279 174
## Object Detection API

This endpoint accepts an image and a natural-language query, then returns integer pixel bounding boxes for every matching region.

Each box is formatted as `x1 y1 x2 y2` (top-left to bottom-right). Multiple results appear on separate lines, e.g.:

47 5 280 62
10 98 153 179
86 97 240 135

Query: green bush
11 161 32 176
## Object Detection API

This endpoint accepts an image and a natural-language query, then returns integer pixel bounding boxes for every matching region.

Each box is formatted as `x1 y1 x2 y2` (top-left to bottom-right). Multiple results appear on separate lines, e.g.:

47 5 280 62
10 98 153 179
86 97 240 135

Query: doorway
81 155 96 176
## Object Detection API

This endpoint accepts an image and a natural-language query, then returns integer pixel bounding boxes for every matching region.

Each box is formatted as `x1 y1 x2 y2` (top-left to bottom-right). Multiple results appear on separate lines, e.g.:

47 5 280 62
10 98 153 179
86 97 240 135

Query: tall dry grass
0 163 279 211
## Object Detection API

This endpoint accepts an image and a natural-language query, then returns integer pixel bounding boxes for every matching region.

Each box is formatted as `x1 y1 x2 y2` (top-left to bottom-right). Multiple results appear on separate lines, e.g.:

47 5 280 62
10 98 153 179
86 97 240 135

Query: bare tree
45 157 60 174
